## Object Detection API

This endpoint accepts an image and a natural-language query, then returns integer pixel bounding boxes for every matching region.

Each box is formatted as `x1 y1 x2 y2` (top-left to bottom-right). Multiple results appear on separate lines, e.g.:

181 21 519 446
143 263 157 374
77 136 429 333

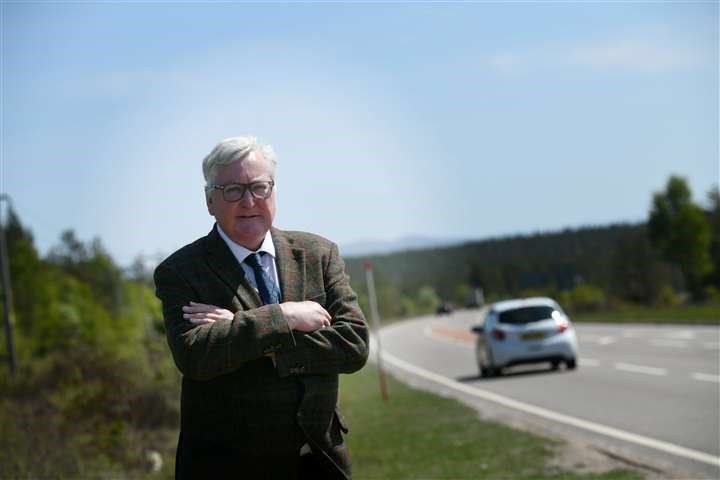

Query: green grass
340 365 642 480
571 304 720 324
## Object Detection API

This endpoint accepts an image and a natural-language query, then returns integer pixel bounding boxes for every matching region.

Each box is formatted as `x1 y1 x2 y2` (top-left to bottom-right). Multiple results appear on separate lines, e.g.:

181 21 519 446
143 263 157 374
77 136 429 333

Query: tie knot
244 252 264 269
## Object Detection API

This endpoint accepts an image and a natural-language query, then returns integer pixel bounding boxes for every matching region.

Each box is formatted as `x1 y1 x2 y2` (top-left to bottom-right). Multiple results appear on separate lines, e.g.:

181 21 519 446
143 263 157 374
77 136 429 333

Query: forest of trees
0 175 716 477
345 176 719 320
0 212 179 477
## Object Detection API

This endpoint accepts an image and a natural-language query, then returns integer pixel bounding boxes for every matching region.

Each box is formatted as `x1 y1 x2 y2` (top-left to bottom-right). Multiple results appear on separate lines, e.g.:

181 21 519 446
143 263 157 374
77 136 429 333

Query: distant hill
344 222 666 306
341 235 468 257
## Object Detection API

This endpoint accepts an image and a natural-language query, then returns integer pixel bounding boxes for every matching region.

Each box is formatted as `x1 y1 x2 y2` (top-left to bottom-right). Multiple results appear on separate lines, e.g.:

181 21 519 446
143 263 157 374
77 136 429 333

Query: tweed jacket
154 225 369 479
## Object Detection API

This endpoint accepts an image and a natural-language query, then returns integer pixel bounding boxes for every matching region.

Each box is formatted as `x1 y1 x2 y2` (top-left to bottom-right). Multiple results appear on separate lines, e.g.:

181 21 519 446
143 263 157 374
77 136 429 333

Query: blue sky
2 1 718 266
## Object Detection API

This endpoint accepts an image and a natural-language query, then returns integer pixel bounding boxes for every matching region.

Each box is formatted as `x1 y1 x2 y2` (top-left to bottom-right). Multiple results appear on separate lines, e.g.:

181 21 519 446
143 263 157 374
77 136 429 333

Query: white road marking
692 373 720 383
579 358 600 367
380 349 720 469
597 336 616 345
650 339 687 348
615 363 667 376
665 330 695 340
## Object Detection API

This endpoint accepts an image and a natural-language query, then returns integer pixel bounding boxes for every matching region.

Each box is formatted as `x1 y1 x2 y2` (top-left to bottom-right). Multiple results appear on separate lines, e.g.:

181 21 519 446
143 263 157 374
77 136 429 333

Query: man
154 136 369 479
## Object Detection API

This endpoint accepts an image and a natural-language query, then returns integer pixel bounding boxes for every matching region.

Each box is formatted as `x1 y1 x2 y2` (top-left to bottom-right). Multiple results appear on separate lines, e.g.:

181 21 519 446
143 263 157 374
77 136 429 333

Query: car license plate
521 332 545 341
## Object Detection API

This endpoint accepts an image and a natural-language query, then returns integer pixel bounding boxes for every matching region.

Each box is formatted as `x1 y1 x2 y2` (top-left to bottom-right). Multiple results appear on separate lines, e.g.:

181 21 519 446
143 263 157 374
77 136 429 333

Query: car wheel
566 358 577 370
551 360 560 370
479 351 499 377
485 349 501 377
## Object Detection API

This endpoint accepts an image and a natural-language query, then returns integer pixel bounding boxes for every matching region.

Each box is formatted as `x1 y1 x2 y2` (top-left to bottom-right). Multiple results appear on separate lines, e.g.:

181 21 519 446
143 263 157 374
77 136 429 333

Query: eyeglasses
207 180 275 202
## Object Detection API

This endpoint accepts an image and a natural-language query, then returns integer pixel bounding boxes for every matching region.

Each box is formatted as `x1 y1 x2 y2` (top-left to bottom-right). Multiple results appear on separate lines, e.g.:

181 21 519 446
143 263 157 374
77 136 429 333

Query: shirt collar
216 224 276 264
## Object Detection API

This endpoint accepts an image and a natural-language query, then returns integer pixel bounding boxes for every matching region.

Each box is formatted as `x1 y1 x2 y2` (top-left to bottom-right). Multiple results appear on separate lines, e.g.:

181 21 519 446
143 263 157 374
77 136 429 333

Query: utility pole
363 260 388 402
0 194 17 377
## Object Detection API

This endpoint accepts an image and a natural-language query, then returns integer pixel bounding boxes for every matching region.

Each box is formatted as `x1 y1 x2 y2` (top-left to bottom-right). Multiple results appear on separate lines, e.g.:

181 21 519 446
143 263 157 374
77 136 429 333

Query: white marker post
363 260 389 402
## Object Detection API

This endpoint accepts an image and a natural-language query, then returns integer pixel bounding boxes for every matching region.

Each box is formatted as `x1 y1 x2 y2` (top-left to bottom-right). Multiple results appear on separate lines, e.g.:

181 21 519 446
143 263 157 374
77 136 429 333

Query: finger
309 302 329 317
186 316 215 325
189 318 215 325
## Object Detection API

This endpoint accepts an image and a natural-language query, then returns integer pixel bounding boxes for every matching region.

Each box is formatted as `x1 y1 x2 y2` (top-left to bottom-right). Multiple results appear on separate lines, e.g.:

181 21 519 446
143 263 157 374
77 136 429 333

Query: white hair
202 136 277 196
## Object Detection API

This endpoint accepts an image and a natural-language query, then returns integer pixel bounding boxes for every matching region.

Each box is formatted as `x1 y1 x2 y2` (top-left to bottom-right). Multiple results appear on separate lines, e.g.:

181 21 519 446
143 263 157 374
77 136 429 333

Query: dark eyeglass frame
207 180 275 202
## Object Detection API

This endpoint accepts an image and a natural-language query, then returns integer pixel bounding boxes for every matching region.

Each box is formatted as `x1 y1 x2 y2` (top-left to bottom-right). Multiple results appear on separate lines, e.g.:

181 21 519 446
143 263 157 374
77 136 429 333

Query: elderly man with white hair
154 136 369 479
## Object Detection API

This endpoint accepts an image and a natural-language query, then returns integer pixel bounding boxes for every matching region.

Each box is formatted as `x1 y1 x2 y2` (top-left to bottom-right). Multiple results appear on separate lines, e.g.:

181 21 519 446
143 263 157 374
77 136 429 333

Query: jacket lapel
272 228 306 303
204 225 262 310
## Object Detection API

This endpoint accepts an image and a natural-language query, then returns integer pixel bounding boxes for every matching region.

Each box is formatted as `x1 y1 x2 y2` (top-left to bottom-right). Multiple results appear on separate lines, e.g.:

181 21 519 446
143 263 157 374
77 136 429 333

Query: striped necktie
244 252 281 305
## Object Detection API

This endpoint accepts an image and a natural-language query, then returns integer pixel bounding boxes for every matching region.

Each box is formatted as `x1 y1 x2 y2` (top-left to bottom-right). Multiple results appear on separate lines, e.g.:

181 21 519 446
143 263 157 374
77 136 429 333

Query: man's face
206 151 276 250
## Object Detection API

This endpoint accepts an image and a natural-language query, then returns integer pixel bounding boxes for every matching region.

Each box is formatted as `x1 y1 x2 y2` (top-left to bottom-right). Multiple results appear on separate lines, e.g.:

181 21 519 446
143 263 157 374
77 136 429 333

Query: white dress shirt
216 225 281 299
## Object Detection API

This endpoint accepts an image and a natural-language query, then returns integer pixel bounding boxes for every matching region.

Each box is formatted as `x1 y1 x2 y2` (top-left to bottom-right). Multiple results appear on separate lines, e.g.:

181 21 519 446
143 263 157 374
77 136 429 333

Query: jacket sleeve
154 262 296 381
275 243 369 377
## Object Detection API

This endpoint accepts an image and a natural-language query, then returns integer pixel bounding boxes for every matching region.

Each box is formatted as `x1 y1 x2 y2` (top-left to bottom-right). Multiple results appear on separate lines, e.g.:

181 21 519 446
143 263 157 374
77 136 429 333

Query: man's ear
206 194 214 215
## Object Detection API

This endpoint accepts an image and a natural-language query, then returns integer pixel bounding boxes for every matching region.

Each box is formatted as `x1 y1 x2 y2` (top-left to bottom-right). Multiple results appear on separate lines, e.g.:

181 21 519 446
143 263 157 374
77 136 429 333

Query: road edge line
381 349 720 468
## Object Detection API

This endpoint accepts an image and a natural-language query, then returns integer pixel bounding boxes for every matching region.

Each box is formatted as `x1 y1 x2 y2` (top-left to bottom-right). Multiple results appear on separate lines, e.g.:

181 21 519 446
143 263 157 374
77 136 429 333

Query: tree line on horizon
345 176 719 319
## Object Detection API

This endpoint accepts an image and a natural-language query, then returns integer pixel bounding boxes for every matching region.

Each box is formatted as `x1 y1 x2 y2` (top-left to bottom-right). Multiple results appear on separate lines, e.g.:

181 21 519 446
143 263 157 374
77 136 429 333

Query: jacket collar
203 224 307 307
203 224 261 309
270 227 306 303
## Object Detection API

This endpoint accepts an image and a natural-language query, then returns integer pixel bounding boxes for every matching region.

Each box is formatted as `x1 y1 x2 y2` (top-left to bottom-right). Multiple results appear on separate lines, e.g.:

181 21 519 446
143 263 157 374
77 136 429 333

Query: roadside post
0 194 17 378
363 260 389 402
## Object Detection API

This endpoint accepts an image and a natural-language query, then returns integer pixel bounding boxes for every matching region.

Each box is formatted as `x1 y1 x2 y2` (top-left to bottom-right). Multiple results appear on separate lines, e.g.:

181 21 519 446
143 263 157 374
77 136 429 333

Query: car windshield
497 306 556 324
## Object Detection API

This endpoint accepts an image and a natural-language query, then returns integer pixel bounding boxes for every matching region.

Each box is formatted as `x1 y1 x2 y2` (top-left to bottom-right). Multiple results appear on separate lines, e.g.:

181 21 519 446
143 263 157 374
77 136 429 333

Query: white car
470 297 578 377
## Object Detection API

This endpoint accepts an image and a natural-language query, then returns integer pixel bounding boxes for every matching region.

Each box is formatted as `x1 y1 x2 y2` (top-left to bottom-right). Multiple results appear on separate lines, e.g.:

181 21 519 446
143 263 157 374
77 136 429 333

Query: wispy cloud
488 37 710 74
570 39 706 72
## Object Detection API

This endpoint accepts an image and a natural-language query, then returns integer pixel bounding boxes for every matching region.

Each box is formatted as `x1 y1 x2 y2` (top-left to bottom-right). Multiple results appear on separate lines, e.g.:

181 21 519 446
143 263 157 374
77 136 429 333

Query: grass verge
340 365 642 480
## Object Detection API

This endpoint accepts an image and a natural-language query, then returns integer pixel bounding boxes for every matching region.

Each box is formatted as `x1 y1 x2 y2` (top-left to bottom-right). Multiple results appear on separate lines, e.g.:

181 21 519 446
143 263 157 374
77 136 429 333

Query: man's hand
183 302 234 325
279 301 331 332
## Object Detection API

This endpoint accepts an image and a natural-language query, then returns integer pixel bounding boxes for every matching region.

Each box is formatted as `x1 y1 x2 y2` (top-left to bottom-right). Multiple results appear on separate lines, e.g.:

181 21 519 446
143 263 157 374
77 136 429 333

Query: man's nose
239 190 256 207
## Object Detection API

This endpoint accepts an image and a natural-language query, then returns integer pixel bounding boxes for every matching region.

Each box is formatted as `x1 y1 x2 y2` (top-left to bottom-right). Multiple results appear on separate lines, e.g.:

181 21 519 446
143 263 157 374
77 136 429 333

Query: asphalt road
377 310 720 479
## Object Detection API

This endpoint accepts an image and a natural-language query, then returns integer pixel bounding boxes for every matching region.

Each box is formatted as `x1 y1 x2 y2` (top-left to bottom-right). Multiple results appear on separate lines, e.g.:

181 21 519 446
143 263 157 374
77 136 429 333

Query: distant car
436 302 454 315
470 297 578 377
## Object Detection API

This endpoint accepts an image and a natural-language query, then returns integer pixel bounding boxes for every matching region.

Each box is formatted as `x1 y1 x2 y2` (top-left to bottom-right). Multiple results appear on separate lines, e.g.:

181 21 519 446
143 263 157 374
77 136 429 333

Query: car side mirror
470 325 484 334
